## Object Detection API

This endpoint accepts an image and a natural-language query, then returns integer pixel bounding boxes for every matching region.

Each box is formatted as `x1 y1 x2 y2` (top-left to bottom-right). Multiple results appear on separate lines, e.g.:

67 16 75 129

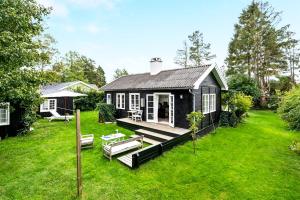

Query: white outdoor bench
103 135 143 161
80 134 94 149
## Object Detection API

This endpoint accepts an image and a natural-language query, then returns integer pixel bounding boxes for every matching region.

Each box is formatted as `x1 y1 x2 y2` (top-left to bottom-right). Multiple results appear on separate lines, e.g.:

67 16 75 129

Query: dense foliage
113 68 129 80
221 92 252 127
74 91 104 111
278 87 300 130
226 1 298 104
98 103 116 123
0 0 50 135
51 51 106 87
228 75 260 103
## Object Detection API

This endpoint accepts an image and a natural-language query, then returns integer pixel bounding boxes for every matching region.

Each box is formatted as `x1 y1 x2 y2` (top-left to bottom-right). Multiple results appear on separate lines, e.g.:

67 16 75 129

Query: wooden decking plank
130 135 161 145
136 129 173 140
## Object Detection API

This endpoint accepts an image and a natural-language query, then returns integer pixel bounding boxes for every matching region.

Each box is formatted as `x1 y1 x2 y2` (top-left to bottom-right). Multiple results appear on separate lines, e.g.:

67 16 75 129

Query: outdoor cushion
104 141 141 155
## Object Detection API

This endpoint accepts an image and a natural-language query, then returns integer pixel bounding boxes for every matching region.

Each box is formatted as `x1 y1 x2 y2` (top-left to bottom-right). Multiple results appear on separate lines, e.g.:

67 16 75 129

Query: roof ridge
118 65 212 78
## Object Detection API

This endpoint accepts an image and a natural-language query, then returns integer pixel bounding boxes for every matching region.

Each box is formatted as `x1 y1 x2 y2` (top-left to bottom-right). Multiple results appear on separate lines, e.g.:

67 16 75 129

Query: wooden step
135 129 173 142
117 144 157 167
130 135 161 145
117 154 132 167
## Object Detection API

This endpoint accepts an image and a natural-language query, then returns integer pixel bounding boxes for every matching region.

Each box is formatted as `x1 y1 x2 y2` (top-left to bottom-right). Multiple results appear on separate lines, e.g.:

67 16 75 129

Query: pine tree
174 40 189 68
188 31 215 67
226 1 294 103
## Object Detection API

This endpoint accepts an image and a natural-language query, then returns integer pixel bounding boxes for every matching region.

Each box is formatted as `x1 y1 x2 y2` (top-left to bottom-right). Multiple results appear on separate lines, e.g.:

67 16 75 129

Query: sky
38 0 300 82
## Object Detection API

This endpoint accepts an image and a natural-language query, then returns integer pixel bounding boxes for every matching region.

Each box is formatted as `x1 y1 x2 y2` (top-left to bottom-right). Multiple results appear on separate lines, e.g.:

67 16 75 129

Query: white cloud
84 23 108 34
67 0 119 10
38 0 69 17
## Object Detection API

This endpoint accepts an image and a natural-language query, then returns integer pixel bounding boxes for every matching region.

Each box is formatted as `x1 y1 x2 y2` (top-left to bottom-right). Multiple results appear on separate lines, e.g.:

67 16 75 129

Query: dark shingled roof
102 65 211 91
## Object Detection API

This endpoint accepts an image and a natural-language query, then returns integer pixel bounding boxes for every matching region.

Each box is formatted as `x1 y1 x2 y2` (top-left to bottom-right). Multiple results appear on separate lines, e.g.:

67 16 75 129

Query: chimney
150 57 163 75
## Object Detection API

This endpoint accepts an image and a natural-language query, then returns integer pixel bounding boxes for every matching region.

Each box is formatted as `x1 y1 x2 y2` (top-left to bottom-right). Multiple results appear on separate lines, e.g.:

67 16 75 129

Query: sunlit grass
0 110 299 199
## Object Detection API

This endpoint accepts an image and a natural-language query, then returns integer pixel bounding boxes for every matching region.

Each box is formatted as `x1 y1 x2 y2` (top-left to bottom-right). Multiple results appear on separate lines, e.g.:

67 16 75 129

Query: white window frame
129 93 140 110
209 94 216 112
116 93 125 109
0 103 10 126
106 93 112 104
40 99 57 112
202 93 216 114
202 94 210 114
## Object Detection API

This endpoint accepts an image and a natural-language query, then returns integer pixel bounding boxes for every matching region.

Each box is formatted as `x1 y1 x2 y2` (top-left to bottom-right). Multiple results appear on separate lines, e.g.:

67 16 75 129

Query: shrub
220 91 252 127
289 140 300 154
74 91 104 111
228 75 261 104
233 92 252 118
267 94 280 111
98 103 116 123
278 87 300 131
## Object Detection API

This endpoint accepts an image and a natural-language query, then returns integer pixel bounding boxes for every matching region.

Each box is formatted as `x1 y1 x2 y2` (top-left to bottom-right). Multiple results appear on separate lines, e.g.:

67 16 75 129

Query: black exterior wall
104 72 222 129
39 97 74 118
105 89 193 128
193 73 222 129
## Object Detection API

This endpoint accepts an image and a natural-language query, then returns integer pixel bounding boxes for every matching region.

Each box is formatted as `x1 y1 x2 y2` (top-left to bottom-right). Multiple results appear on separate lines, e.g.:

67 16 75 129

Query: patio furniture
101 132 125 146
132 110 143 122
103 135 143 161
47 110 74 122
127 110 137 119
80 134 94 149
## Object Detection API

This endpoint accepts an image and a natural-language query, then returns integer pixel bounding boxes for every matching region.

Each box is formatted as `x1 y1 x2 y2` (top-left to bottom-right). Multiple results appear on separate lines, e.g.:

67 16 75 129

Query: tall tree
188 31 215 67
0 0 51 135
113 68 129 80
226 1 294 104
51 51 106 87
284 31 300 84
174 40 189 68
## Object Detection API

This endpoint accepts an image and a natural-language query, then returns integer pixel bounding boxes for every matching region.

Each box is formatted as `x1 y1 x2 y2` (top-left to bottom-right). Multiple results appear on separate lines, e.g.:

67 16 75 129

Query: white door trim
169 94 175 127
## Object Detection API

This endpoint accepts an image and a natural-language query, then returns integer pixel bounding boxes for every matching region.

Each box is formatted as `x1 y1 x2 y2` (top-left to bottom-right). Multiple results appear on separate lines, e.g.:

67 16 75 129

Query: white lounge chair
103 135 143 161
47 110 74 122
132 110 143 122
81 134 94 149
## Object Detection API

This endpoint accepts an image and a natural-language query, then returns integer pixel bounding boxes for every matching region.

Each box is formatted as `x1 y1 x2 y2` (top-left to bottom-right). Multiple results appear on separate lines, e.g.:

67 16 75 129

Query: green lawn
0 110 299 200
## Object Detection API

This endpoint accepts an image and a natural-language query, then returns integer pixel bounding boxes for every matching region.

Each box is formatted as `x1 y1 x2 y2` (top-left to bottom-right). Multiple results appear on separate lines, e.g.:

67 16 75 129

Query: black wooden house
102 58 228 129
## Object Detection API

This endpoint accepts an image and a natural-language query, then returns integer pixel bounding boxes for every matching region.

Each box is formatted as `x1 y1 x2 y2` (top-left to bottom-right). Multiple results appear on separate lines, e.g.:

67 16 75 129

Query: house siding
39 97 74 118
104 72 222 129
193 73 221 129
105 90 193 128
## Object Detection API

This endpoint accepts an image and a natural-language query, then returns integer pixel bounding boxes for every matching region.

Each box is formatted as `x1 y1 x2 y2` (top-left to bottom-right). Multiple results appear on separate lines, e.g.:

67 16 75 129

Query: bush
228 75 261 104
289 141 300 154
98 103 116 123
233 92 252 118
220 91 252 127
74 91 104 111
267 94 280 111
278 87 300 130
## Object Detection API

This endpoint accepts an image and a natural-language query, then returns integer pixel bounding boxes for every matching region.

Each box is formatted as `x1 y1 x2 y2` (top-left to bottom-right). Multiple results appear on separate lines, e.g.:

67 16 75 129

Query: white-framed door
147 93 175 127
169 94 175 127
146 94 156 122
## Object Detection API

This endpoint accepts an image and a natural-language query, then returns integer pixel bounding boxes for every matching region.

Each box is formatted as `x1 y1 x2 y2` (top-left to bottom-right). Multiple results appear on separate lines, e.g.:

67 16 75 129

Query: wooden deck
116 118 190 135
116 118 191 168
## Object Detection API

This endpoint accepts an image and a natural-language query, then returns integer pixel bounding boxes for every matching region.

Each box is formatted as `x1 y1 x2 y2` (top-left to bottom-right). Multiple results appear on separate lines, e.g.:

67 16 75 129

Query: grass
0 110 299 200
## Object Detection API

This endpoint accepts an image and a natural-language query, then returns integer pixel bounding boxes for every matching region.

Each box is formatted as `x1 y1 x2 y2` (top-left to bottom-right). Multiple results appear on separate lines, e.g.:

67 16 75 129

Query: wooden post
76 109 82 197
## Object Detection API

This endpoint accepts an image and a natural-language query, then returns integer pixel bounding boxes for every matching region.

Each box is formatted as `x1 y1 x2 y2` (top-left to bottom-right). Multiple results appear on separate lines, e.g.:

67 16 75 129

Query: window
116 93 125 109
202 94 216 114
40 99 57 112
0 103 10 126
129 93 140 110
202 94 210 114
106 94 111 104
209 94 216 112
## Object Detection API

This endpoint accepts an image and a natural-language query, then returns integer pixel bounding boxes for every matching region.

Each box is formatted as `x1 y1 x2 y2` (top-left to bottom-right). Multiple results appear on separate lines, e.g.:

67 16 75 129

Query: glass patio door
146 94 158 123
